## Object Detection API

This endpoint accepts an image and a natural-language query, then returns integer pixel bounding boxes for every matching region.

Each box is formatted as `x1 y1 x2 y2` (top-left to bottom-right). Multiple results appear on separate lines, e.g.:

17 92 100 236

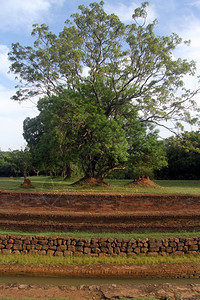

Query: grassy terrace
0 252 200 265
0 176 200 194
0 229 200 240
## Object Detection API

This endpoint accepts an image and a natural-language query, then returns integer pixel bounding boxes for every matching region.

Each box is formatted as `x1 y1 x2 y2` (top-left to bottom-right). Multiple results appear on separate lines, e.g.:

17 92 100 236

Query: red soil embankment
0 190 200 232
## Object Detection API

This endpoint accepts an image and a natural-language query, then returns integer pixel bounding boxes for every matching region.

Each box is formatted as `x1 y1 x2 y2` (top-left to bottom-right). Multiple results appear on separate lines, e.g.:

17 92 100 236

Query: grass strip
0 253 200 265
0 229 200 240
1 177 200 194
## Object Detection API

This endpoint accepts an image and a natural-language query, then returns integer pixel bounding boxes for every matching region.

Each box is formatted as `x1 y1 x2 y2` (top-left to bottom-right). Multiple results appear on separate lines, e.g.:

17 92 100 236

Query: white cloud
0 0 65 31
169 13 200 102
0 87 38 151
0 45 15 81
189 0 200 8
104 1 157 23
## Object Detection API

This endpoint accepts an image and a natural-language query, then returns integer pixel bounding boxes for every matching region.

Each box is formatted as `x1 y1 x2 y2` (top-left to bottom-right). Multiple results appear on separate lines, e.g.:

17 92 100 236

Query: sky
0 0 200 151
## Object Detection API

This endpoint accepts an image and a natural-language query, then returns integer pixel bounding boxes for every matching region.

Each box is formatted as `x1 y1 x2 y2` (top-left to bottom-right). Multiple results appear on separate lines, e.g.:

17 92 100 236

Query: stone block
75 246 83 252
140 247 148 253
149 247 159 252
119 252 127 256
13 250 20 255
74 252 83 256
57 239 63 246
47 250 55 256
77 241 85 246
113 247 120 254
38 250 47 255
15 240 22 244
68 245 75 252
166 247 173 253
101 247 108 253
2 249 11 254
13 245 22 250
49 246 57 251
107 247 114 255
57 245 67 251
84 247 91 254
54 251 63 256
29 250 38 255
38 240 48 245
8 239 14 244
64 251 73 256
35 245 42 250
91 247 100 254
189 245 199 251
134 247 140 254
120 247 127 252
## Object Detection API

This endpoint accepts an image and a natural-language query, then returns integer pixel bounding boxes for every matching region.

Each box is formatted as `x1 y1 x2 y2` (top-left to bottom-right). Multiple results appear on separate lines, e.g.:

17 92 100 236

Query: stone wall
0 235 200 256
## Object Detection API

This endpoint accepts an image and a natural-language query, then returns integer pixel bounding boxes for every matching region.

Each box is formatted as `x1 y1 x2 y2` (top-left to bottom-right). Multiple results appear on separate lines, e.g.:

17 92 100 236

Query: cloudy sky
0 0 200 151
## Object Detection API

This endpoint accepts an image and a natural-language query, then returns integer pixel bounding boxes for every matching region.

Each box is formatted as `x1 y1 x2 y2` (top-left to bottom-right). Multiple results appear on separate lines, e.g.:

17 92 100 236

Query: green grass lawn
0 176 200 194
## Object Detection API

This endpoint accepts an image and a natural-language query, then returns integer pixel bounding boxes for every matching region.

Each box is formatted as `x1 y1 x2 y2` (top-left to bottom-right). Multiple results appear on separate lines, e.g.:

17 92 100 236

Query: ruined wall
0 190 200 212
0 235 200 256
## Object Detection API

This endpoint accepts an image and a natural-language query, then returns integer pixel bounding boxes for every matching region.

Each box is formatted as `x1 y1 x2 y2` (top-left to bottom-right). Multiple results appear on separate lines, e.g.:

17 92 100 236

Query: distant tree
0 151 13 177
9 2 200 183
4 149 33 179
155 131 200 180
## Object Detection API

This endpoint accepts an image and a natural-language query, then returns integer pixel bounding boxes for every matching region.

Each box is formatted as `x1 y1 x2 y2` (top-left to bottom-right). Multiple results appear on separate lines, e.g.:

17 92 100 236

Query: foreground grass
0 176 200 194
0 229 200 240
0 252 200 266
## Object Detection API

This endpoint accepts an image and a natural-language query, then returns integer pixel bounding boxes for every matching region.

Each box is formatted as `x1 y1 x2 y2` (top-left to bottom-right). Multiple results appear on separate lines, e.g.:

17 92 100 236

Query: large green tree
23 86 167 182
9 1 200 182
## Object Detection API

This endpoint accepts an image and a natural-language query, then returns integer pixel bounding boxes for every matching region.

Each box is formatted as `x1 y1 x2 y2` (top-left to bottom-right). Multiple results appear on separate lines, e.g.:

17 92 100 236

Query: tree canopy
9 1 200 182
156 131 200 180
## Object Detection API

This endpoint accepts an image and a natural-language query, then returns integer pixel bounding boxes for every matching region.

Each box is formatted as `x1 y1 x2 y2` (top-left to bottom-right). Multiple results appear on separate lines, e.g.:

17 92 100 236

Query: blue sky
0 0 200 151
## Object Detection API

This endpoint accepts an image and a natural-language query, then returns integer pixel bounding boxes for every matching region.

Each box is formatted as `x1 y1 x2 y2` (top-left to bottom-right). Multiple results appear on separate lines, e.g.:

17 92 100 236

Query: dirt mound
130 175 158 188
20 178 32 188
72 177 107 186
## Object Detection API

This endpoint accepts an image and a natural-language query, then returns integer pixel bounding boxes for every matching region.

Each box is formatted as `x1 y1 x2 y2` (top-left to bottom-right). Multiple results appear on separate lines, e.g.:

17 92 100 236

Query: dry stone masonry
0 235 200 256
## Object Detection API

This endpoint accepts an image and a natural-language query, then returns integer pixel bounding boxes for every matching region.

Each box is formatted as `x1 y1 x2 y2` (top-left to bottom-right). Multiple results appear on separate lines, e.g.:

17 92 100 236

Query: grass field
0 176 200 194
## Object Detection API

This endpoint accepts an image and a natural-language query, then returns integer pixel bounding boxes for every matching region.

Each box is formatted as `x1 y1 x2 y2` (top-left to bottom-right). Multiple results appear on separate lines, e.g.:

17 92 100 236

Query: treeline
1 131 200 180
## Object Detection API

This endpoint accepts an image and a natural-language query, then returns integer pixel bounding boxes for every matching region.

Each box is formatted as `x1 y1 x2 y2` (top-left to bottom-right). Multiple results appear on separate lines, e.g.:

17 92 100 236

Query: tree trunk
66 163 72 178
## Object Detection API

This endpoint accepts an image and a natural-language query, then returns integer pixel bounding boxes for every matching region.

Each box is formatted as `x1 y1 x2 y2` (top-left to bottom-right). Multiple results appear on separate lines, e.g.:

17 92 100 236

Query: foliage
0 151 13 177
24 89 167 180
9 1 200 181
0 149 32 178
156 131 200 179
